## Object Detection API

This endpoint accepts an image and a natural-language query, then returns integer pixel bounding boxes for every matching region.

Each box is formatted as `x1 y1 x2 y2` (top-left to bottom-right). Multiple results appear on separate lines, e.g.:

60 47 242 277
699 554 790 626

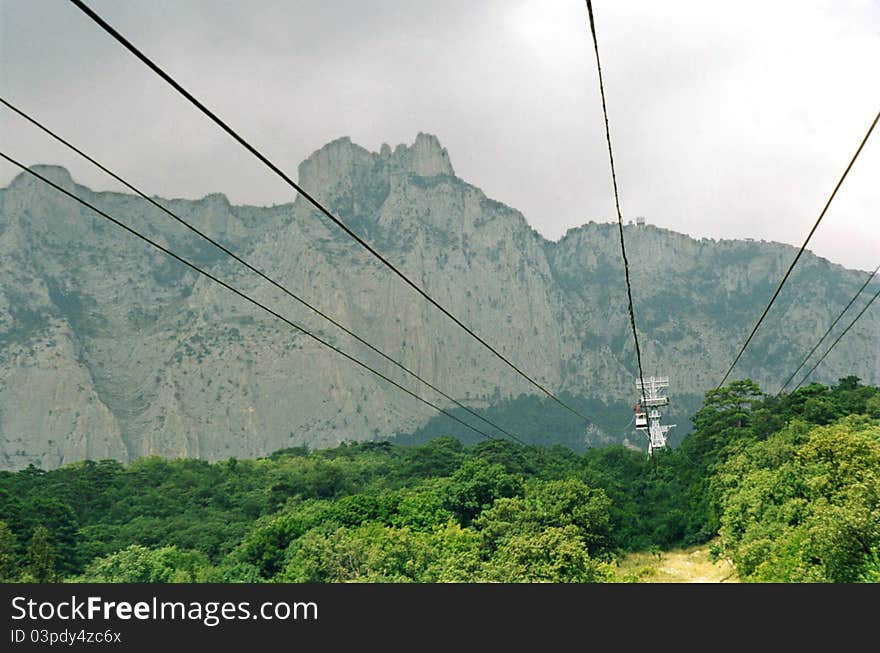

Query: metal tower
634 376 675 456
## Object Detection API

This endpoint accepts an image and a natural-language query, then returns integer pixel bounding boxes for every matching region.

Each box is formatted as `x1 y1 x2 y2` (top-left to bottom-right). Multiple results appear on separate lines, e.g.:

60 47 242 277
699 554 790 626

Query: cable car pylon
634 376 675 456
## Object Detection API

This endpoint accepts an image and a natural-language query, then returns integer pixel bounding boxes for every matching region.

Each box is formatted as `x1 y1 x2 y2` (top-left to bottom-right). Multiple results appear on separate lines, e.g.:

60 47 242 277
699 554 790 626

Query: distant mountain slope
1 134 877 469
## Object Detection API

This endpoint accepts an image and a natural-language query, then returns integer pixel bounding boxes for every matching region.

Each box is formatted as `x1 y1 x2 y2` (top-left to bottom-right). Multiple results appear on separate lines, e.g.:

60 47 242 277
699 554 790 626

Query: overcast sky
1 0 878 271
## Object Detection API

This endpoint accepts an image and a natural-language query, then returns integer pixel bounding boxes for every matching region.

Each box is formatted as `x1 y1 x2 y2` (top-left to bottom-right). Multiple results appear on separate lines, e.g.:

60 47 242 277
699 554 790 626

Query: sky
1 0 878 271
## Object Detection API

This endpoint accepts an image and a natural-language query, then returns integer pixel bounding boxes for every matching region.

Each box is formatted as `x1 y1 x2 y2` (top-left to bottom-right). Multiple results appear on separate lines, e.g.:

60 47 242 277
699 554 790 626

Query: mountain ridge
1 134 877 470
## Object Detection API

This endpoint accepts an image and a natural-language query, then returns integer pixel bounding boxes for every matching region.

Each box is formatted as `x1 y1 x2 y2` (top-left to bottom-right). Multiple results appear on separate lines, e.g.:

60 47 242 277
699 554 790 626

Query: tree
279 523 434 583
803 397 838 425
76 545 207 583
444 458 523 525
22 498 80 576
474 479 613 556
0 520 20 581
837 375 862 391
423 522 483 582
693 379 764 435
865 394 880 419
231 501 326 579
320 493 396 528
482 526 612 583
716 417 880 582
27 526 57 582
400 437 464 478
677 379 767 538
860 550 880 583
204 560 263 583
390 482 455 530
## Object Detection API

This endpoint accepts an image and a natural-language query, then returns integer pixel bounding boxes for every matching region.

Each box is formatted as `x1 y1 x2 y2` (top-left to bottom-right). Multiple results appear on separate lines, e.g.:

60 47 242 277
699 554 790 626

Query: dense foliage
393 391 701 450
0 377 876 583
713 416 880 581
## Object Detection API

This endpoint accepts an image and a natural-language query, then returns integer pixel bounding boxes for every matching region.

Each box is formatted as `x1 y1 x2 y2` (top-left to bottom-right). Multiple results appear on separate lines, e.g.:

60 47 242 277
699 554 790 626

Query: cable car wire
1 151 504 443
777 263 879 395
0 97 527 445
717 109 880 389
67 0 594 426
583 0 648 402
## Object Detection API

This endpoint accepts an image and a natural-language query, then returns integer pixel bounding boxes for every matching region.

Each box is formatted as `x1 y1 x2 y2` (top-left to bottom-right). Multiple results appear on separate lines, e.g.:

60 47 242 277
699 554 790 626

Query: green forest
0 377 878 583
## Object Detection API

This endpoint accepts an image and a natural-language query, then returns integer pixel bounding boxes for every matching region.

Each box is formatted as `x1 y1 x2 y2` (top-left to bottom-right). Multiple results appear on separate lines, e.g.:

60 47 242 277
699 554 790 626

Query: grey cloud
1 0 878 271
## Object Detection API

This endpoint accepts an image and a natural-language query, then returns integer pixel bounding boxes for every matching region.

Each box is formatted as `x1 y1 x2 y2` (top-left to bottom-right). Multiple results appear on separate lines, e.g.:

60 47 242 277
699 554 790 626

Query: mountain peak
296 137 375 200
298 133 454 184
9 165 74 190
391 132 454 177
295 134 455 207
200 192 231 206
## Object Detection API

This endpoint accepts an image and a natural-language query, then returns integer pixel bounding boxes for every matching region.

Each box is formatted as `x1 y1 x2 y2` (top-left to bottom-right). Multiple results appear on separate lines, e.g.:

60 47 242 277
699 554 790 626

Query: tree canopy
0 377 876 583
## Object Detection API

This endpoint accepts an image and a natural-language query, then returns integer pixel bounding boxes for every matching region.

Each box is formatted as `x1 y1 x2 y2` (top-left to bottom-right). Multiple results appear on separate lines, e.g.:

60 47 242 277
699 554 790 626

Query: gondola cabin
634 403 648 430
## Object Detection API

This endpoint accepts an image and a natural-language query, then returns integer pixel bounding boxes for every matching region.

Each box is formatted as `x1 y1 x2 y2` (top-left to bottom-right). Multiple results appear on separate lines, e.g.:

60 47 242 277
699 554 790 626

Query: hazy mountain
1 134 877 470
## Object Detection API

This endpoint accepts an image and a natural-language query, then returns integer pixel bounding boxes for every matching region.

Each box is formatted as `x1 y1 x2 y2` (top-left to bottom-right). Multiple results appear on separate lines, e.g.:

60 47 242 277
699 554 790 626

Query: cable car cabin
634 404 648 429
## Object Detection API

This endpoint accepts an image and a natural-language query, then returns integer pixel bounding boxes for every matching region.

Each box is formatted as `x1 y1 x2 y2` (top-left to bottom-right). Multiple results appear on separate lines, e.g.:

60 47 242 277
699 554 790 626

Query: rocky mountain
1 133 877 470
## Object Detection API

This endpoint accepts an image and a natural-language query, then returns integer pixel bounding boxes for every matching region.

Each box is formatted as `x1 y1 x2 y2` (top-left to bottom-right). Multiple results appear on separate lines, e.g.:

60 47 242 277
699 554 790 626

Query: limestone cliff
0 137 876 469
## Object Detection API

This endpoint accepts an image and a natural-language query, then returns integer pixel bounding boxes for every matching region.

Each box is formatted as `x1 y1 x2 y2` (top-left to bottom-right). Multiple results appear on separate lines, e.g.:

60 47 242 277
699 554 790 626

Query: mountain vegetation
0 377 876 583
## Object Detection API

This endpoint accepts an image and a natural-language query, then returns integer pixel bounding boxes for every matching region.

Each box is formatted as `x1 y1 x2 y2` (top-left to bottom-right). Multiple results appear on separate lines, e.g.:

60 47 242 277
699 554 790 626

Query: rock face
0 138 877 470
